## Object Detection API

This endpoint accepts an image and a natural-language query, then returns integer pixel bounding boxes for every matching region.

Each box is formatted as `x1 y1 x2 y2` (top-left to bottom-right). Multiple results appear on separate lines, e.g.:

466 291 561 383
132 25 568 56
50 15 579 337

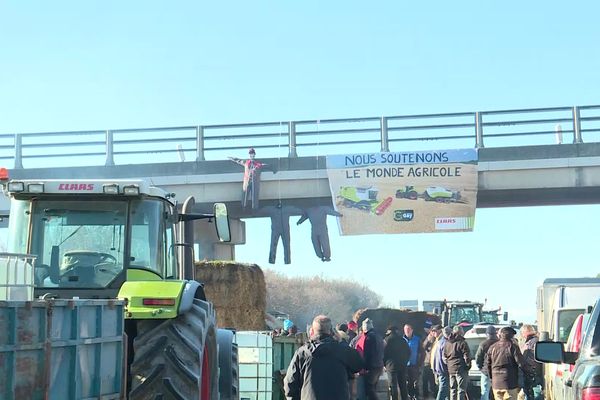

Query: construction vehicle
2 178 238 400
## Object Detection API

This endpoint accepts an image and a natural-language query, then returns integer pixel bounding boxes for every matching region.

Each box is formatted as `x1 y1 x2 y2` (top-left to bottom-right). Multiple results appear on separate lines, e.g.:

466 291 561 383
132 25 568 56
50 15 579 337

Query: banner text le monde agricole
326 149 478 236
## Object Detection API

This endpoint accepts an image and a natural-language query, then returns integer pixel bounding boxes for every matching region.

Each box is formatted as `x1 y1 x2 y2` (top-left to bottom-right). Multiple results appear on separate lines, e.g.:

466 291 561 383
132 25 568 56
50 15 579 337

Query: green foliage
264 270 381 330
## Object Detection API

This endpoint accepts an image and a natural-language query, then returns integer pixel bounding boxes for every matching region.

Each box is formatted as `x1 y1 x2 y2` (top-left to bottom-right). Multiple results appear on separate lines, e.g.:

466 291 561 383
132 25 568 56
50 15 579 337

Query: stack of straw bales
353 308 441 336
195 260 266 330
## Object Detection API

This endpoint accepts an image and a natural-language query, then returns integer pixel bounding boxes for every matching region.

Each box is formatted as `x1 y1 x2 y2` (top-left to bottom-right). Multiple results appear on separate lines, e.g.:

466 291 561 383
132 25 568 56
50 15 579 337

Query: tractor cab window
129 199 178 279
451 306 482 324
27 199 127 289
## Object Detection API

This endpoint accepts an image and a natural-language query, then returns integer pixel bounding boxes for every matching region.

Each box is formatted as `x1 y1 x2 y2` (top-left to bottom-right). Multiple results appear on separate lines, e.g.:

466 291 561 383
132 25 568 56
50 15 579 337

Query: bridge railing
1 105 599 169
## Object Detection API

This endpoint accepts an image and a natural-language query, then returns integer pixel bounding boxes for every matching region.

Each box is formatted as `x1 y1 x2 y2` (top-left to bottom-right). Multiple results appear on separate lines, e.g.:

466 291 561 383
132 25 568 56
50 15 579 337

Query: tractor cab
3 179 229 300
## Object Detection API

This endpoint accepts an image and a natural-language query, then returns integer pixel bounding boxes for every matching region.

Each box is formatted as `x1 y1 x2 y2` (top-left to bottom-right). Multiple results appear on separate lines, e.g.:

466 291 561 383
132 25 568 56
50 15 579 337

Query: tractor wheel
129 299 219 400
408 191 418 200
217 329 239 400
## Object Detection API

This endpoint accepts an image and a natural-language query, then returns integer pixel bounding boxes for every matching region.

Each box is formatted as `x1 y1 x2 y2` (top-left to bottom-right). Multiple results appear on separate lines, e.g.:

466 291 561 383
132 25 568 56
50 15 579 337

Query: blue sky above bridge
2 0 600 322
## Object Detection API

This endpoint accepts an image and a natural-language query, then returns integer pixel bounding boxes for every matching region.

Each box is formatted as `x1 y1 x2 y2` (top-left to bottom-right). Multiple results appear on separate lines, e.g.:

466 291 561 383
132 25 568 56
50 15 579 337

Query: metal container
0 299 125 400
0 252 36 301
237 331 273 400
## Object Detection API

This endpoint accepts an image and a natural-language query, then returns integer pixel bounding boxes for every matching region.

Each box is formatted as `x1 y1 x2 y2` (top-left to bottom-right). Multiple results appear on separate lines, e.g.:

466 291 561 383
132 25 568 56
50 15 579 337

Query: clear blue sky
2 1 600 322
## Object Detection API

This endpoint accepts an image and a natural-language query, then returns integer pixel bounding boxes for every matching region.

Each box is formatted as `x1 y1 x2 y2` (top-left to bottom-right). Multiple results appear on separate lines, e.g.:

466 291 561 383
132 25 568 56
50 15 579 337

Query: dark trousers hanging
269 229 291 264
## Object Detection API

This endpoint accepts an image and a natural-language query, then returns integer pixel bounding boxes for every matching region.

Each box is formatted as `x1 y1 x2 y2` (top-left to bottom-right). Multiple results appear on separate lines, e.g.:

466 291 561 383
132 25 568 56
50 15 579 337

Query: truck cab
536 279 600 400
536 298 600 400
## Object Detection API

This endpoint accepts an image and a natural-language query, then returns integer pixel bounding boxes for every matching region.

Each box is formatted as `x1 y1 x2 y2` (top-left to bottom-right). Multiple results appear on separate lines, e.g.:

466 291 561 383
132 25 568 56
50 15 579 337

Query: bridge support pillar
193 217 246 261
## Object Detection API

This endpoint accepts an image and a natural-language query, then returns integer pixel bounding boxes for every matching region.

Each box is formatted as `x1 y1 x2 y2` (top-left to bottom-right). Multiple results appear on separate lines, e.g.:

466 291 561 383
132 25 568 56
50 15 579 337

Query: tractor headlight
7 181 24 192
103 184 119 194
27 183 44 193
123 185 140 196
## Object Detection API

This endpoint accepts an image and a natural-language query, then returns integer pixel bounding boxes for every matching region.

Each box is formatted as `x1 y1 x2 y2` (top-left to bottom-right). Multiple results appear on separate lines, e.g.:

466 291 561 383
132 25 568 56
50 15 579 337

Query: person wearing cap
228 147 276 210
485 327 526 400
475 325 499 400
384 325 411 400
403 324 423 400
422 323 440 398
358 318 385 400
432 326 452 400
442 326 471 400
284 315 364 400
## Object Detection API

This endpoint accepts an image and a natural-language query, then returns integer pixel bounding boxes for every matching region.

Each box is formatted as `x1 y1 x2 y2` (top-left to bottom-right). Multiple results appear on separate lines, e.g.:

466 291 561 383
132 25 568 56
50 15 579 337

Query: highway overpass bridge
3 104 600 258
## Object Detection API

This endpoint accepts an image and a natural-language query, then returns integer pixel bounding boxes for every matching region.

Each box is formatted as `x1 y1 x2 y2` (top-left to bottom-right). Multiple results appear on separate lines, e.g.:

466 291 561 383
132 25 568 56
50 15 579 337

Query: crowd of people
283 314 543 400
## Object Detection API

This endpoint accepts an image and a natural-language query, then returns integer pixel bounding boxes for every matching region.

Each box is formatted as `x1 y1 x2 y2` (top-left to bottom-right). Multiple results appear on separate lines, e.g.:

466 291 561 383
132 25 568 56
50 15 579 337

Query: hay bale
353 308 441 337
195 260 266 330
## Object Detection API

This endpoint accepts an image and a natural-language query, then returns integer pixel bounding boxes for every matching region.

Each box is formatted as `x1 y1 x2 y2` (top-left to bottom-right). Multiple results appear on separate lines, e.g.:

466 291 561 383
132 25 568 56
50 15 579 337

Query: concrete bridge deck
9 142 600 217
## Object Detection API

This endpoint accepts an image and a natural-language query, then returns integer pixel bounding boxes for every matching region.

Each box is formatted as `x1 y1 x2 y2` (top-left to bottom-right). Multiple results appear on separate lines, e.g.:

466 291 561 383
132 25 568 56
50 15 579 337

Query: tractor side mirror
213 203 231 242
503 312 509 321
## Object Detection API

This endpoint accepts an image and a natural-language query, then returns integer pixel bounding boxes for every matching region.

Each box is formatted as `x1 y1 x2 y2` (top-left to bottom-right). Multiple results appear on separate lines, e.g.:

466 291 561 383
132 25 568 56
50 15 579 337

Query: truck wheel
130 299 219 400
217 329 240 400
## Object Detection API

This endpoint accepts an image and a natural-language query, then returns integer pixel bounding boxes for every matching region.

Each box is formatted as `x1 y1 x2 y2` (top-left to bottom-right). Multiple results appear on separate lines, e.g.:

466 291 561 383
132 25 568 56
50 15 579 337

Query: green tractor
3 178 238 400
395 185 419 200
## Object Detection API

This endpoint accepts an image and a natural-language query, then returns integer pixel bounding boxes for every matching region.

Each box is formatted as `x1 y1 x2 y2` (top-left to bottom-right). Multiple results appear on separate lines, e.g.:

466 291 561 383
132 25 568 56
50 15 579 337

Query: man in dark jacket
485 327 525 400
475 325 498 400
384 326 411 400
362 318 385 400
284 315 365 400
520 325 542 400
443 326 471 400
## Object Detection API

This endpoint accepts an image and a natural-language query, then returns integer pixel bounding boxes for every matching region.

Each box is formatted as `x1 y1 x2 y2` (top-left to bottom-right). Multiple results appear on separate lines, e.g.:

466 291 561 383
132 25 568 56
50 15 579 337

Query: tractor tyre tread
130 299 218 400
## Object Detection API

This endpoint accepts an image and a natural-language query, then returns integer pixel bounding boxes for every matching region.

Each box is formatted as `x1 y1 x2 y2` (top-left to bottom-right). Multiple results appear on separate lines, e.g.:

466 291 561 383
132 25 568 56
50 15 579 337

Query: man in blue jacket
432 327 452 400
404 324 423 400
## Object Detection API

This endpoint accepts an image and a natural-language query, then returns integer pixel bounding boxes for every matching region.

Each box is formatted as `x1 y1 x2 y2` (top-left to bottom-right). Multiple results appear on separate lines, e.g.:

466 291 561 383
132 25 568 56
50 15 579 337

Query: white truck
536 277 600 400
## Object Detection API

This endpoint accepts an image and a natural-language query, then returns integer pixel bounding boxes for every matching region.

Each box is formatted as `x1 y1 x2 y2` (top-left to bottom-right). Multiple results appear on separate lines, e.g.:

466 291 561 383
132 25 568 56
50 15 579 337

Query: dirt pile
353 307 441 336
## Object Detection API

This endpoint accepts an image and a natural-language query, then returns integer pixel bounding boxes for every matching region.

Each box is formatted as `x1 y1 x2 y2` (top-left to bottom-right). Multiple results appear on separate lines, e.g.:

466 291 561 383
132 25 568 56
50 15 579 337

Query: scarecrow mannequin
255 202 302 264
228 148 275 210
297 206 342 261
